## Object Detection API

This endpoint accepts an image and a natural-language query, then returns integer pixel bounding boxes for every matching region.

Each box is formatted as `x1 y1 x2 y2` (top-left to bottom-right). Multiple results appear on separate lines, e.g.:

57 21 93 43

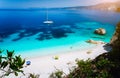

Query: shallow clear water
0 9 120 57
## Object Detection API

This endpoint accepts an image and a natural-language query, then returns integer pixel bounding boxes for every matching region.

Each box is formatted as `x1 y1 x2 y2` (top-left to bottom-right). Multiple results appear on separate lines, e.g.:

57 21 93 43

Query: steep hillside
110 22 120 46
109 22 120 62
66 1 120 12
88 1 120 12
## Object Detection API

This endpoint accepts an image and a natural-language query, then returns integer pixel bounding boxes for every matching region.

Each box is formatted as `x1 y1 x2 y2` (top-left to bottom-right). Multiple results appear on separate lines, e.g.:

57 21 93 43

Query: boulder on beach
86 39 105 44
94 28 106 35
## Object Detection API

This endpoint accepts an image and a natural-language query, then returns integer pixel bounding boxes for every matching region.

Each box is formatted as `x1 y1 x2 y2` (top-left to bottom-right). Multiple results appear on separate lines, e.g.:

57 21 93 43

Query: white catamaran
43 9 53 24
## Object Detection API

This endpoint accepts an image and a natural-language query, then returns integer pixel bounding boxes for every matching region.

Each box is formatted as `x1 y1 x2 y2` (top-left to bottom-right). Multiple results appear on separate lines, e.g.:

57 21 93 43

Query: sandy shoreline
4 44 110 78
18 41 95 58
22 44 109 78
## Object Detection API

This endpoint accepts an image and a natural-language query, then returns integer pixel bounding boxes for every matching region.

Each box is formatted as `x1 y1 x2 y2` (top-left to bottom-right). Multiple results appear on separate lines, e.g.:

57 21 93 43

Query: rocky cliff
110 22 120 48
108 22 120 78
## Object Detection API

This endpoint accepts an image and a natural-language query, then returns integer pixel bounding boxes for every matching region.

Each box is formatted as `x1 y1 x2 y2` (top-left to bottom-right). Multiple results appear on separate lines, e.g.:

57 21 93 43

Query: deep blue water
0 9 119 39
0 9 120 31
0 9 120 57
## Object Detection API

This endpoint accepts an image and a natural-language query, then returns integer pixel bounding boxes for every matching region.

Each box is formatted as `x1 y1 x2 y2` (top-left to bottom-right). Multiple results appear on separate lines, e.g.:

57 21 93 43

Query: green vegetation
66 57 115 78
50 57 115 78
108 22 120 78
0 50 40 78
27 73 40 78
49 69 64 78
0 50 25 77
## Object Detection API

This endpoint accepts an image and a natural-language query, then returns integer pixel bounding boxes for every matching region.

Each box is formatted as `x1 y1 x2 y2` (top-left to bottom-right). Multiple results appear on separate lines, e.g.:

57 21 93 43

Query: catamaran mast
46 8 48 21
43 8 53 24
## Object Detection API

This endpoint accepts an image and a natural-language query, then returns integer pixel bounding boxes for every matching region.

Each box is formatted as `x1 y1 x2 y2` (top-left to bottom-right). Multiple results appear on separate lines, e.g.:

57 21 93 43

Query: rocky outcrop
110 22 120 46
86 39 105 44
94 28 106 35
109 22 120 78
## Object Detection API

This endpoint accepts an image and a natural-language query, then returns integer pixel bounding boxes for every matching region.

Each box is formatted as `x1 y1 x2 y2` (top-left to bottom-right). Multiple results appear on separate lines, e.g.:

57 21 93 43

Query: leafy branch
0 49 25 78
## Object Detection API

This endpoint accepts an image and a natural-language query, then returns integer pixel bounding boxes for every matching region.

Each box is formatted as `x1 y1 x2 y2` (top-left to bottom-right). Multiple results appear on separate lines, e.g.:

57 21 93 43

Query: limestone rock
94 28 106 35
86 39 105 44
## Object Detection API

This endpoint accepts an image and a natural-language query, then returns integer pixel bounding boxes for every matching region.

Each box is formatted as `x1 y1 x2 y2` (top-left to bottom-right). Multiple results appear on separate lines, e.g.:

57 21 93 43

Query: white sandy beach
3 44 111 78
19 44 110 78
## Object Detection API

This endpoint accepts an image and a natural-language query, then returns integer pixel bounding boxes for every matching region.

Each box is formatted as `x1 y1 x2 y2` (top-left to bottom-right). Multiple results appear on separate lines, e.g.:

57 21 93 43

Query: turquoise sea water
0 9 120 57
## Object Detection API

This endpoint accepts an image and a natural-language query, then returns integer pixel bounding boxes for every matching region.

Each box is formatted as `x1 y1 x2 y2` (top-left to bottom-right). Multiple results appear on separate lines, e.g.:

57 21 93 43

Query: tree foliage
0 49 25 78
27 73 40 78
66 58 114 78
49 70 64 78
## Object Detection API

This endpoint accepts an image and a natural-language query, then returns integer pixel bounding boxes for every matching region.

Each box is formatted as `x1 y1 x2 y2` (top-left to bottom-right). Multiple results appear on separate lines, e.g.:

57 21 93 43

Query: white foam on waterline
18 41 95 58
